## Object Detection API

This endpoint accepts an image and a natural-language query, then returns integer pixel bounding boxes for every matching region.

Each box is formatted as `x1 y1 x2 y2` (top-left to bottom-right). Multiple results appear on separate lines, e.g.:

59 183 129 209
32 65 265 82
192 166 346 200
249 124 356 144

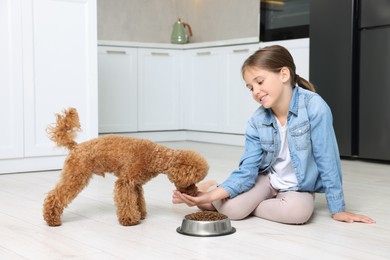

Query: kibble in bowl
185 211 228 221
177 211 236 237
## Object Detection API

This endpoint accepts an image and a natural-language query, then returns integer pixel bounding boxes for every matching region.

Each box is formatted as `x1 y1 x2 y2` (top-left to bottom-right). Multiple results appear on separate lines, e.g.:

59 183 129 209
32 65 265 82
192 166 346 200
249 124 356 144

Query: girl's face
243 66 291 110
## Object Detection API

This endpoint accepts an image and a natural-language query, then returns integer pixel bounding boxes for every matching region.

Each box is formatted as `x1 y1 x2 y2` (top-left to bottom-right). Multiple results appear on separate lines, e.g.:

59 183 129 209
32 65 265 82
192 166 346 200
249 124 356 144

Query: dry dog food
185 211 228 221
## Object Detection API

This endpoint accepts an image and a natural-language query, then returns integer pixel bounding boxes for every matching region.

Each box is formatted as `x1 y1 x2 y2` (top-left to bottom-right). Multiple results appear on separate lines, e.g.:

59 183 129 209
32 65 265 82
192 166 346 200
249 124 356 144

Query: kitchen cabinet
138 48 181 131
183 44 260 134
183 47 227 132
98 47 182 133
97 39 309 145
98 46 138 133
0 0 98 174
0 0 24 159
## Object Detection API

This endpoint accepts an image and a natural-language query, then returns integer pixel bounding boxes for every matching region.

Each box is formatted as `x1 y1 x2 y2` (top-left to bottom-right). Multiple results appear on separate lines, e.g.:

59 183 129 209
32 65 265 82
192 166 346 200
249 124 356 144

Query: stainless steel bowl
176 217 236 237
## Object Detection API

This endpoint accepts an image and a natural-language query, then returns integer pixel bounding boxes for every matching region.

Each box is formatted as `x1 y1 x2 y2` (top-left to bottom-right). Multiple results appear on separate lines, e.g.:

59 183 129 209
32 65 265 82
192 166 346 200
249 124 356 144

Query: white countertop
98 37 259 49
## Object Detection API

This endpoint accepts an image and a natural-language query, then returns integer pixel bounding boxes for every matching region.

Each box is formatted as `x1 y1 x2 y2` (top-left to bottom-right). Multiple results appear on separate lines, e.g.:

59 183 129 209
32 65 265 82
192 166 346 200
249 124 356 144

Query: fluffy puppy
43 108 208 226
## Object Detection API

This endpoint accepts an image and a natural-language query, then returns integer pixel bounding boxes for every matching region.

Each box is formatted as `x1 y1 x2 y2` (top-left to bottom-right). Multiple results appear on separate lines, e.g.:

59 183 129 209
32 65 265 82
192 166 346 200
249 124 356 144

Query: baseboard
0 155 66 175
112 130 245 146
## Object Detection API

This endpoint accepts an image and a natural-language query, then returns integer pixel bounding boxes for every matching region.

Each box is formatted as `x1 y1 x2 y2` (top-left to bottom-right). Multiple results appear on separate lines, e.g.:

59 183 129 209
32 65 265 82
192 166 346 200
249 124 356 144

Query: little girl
173 45 375 224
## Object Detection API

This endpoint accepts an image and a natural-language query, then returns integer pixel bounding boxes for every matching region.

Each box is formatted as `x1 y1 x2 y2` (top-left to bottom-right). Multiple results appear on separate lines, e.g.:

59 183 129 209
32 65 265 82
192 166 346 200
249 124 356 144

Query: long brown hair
241 45 315 92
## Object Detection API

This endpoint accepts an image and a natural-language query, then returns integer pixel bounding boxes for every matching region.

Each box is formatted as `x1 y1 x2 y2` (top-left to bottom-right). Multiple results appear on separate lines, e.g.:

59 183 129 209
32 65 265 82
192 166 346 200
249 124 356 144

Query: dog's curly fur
43 108 209 226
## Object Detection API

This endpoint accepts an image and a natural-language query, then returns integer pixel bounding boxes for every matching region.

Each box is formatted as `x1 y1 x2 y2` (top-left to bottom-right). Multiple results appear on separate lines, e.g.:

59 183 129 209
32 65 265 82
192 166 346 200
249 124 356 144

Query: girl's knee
284 197 314 224
289 208 313 224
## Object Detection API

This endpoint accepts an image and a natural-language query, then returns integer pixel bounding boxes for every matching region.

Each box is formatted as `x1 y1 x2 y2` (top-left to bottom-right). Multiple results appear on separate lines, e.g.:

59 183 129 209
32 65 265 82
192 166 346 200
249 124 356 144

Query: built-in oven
260 0 310 42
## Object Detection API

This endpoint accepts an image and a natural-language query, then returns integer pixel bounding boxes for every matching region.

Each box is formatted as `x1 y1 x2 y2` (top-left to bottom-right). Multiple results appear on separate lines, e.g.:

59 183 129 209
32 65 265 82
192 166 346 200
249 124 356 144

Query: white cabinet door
0 0 24 159
183 48 227 132
98 46 138 133
137 48 181 131
1 0 97 173
225 44 260 134
22 0 98 157
183 44 260 134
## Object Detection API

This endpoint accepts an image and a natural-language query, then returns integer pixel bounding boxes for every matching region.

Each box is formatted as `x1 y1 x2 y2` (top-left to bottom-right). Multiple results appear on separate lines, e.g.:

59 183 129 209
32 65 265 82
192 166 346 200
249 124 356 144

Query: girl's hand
172 180 218 205
172 186 229 209
332 211 376 224
173 190 211 207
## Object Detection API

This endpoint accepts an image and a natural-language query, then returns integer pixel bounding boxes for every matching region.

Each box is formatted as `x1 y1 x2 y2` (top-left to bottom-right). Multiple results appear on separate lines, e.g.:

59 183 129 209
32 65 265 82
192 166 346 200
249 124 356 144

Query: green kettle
171 18 192 44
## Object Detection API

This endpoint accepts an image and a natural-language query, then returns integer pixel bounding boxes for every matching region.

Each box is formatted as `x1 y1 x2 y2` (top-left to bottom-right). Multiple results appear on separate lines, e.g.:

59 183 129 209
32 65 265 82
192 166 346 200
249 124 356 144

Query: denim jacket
219 87 345 214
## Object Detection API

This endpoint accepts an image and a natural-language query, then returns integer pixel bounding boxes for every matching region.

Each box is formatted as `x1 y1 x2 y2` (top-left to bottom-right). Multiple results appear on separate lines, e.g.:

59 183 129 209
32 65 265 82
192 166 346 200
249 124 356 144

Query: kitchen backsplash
97 0 259 43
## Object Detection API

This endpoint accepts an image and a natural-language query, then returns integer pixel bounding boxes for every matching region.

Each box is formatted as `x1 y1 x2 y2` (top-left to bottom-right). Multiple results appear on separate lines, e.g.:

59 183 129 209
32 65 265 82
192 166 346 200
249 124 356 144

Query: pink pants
212 175 315 224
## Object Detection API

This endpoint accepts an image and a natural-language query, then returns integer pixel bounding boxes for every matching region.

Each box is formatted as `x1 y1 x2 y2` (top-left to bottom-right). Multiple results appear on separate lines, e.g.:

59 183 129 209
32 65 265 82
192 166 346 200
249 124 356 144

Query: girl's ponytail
296 74 316 92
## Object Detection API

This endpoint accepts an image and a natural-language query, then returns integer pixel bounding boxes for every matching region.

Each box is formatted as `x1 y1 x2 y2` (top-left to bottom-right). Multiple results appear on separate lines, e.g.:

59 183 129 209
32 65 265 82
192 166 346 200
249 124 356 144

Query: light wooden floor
1 141 389 259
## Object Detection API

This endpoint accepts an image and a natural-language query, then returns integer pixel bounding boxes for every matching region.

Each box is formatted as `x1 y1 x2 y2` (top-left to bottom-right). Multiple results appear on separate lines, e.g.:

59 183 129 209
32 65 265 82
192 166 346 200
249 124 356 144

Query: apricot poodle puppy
43 108 208 226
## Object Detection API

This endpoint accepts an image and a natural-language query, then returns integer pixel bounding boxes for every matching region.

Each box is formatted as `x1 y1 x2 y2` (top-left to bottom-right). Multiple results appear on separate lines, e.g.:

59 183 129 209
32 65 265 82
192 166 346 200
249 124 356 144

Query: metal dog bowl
176 212 236 237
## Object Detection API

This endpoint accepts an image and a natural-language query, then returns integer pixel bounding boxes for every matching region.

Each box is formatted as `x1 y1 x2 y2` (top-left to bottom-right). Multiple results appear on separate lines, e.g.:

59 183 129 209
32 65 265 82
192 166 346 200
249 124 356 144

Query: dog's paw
43 208 62 226
47 220 62 227
44 215 62 227
118 217 140 226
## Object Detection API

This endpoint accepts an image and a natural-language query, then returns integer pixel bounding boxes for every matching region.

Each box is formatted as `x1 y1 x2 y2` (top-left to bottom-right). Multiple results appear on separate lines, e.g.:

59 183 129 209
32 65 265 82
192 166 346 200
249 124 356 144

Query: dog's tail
46 107 81 150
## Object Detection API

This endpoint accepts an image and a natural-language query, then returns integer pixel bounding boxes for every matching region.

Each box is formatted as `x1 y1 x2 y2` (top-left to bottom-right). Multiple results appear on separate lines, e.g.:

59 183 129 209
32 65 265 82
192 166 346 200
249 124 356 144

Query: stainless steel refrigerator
359 0 390 161
310 0 390 161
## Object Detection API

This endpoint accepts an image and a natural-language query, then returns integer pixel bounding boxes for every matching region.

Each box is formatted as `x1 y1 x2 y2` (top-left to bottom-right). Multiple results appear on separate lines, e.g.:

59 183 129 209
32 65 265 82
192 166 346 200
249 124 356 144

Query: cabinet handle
233 48 250 53
106 50 127 55
151 52 170 56
197 51 211 56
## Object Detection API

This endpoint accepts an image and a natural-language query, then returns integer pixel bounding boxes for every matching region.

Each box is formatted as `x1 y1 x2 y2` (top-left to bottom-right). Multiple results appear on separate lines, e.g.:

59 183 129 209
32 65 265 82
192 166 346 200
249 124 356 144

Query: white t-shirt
269 119 298 191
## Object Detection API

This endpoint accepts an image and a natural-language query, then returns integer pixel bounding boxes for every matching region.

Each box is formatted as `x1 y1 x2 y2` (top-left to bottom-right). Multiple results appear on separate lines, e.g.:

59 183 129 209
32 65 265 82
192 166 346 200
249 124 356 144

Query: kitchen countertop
98 37 259 49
